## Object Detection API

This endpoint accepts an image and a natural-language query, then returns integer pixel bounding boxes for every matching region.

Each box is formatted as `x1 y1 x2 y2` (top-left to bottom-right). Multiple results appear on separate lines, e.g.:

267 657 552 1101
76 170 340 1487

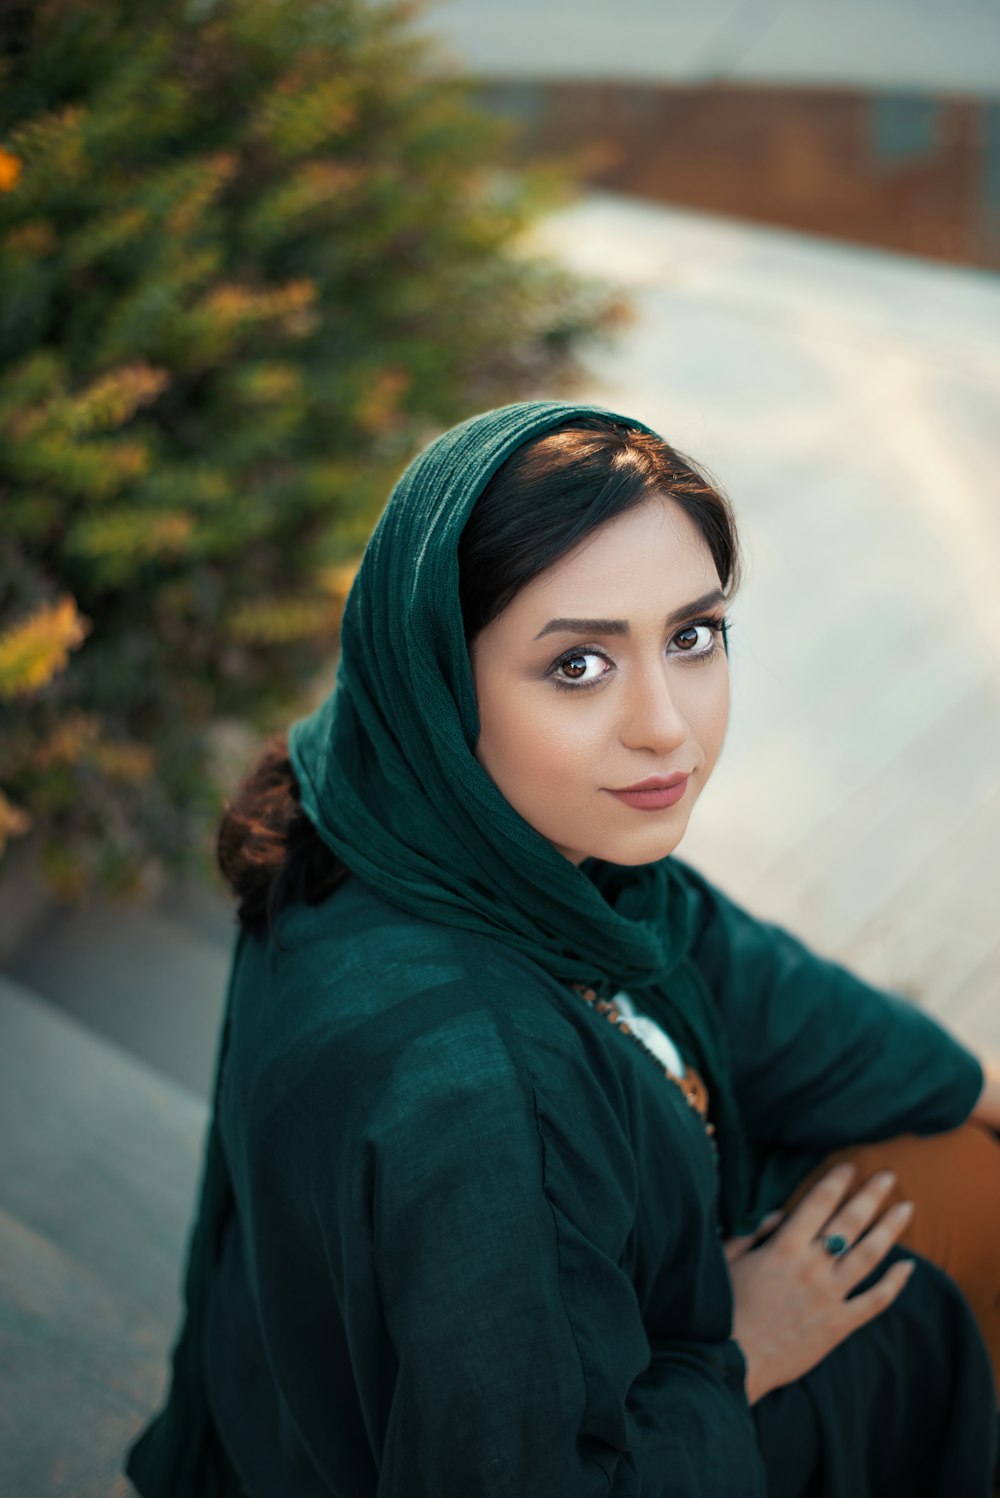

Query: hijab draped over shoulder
289 399 749 1231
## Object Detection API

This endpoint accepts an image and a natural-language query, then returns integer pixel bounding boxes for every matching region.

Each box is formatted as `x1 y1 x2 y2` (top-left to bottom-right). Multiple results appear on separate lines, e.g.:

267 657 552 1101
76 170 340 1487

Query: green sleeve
676 860 985 1151
359 1002 765 1496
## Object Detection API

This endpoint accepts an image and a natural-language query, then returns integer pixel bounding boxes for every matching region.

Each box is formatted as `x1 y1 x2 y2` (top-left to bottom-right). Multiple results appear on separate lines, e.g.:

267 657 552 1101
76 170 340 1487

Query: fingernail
895 1199 914 1217
874 1170 897 1189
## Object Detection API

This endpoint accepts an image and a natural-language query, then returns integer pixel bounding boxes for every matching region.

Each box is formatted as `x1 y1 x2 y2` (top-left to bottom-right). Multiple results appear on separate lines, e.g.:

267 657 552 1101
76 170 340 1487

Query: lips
616 773 689 792
606 774 690 811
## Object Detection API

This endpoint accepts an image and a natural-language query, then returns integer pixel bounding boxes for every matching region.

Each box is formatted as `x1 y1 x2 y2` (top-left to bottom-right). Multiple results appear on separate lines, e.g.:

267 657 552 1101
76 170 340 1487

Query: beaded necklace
570 981 718 1160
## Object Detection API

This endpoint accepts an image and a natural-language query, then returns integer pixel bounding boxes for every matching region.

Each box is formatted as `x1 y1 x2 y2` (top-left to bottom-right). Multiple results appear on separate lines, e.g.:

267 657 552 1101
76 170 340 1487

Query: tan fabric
781 1123 1000 1401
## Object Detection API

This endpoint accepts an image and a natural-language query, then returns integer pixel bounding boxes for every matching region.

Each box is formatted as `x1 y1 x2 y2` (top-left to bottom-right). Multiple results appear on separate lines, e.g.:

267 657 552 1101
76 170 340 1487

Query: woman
125 400 1000 1498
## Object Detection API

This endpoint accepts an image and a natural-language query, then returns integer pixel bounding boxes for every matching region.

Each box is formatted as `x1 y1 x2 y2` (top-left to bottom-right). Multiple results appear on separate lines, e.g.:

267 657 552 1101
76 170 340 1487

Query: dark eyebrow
533 589 727 641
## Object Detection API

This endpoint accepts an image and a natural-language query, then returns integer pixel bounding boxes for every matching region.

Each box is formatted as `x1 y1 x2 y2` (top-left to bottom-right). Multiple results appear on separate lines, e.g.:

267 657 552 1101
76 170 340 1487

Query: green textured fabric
132 869 990 1498
286 399 748 1233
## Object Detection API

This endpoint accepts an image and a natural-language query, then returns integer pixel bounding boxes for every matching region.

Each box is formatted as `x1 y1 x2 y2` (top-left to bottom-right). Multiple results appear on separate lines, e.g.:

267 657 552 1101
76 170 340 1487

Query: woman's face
470 493 731 866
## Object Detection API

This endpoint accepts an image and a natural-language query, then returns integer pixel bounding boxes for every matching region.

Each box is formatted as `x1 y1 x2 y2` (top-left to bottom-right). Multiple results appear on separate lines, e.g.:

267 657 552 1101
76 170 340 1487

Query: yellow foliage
299 160 361 196
13 364 168 441
0 597 90 700
241 363 301 404
31 713 154 784
71 206 148 265
89 439 150 482
33 712 101 769
251 74 358 156
0 790 32 856
68 509 194 562
10 105 85 180
65 364 170 436
201 278 317 330
7 220 57 256
39 844 87 900
0 147 21 191
93 741 156 783
226 594 341 644
355 367 411 436
167 151 238 237
259 161 362 229
13 434 152 499
316 560 361 599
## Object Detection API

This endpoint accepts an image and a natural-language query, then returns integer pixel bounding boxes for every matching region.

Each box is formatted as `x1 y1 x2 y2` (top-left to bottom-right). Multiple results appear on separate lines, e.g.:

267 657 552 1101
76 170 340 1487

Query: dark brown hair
217 417 740 934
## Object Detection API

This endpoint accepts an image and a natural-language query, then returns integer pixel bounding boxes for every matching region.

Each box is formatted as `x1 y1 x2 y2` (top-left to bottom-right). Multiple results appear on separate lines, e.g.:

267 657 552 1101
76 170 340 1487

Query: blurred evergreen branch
0 0 617 898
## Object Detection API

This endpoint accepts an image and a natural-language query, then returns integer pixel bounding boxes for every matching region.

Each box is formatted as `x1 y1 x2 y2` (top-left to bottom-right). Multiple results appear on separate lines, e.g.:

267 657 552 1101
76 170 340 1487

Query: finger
751 1209 785 1248
819 1169 900 1251
756 1209 785 1236
723 1209 786 1263
841 1257 917 1333
777 1162 857 1246
723 1233 756 1264
835 1199 915 1291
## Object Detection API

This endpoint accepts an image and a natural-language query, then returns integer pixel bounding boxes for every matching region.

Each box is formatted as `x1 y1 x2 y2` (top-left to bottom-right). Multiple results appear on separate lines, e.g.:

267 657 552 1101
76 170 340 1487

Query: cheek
685 662 730 756
476 681 601 794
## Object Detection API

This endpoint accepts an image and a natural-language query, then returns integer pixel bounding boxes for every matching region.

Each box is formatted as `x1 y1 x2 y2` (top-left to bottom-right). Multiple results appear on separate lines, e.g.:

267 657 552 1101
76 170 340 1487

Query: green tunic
126 859 996 1497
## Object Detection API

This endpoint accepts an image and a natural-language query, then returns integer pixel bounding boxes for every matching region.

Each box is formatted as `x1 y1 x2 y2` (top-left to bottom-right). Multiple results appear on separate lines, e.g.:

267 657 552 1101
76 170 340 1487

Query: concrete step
3 883 237 1102
0 970 210 1498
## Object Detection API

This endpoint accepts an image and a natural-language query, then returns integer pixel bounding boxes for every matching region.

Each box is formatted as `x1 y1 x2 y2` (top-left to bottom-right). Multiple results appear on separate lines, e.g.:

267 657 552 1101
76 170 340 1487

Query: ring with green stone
821 1232 850 1258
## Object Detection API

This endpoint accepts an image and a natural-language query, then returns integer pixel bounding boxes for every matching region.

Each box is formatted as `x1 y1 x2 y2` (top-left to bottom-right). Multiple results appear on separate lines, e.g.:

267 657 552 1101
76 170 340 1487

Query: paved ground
528 190 1000 1057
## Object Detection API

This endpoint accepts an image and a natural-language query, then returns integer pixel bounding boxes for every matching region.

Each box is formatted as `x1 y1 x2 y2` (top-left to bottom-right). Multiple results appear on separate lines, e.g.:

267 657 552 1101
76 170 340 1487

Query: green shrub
0 0 613 897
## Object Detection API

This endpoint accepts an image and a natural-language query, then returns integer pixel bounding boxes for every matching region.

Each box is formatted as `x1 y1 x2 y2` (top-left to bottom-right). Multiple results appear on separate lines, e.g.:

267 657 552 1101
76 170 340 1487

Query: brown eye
666 622 722 658
549 647 613 691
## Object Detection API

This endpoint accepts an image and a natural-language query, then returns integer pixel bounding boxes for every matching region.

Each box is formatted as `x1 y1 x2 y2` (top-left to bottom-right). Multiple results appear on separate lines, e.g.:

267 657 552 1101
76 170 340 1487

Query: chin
572 824 692 867
617 837 688 865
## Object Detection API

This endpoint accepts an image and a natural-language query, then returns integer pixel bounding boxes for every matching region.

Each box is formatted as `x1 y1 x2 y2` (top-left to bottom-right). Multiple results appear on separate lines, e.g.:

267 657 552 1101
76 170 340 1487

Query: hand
723 1163 917 1405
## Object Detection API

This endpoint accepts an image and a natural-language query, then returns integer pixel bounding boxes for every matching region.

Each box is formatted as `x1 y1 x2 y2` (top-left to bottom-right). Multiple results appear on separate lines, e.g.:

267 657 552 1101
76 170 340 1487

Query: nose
619 659 688 755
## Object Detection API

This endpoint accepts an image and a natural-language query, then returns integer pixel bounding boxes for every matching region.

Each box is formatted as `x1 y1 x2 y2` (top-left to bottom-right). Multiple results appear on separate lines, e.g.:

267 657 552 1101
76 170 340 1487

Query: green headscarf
289 398 749 1232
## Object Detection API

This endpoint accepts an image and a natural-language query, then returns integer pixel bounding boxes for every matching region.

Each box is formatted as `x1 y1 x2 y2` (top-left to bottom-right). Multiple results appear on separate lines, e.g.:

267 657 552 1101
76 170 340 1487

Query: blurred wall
476 81 1000 269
